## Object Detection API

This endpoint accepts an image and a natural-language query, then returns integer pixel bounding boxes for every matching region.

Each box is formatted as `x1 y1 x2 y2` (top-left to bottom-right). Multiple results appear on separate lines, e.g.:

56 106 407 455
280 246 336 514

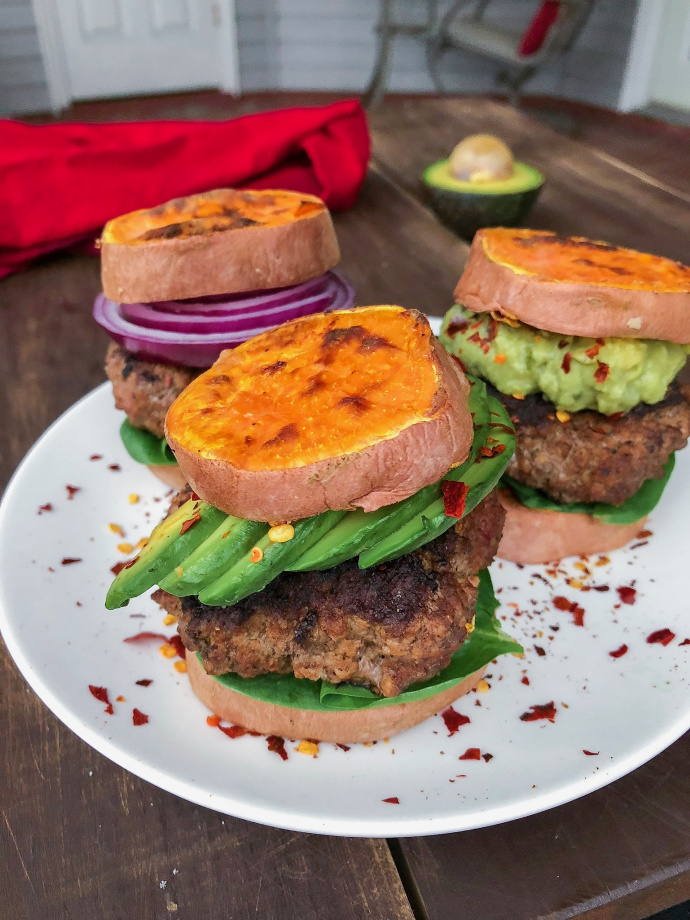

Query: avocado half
421 159 544 240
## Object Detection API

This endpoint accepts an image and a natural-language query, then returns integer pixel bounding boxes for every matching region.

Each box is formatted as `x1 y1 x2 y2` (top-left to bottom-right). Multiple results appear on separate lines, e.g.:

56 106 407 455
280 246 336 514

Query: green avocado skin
422 159 543 240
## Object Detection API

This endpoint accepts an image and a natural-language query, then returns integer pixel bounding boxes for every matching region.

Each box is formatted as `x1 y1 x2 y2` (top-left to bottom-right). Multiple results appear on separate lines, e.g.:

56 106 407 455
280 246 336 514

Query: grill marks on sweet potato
104 189 329 247
483 228 690 292
166 307 440 472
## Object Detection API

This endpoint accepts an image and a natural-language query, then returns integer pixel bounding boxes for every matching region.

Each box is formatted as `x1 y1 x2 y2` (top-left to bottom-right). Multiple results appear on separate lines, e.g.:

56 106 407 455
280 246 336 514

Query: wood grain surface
1 97 688 920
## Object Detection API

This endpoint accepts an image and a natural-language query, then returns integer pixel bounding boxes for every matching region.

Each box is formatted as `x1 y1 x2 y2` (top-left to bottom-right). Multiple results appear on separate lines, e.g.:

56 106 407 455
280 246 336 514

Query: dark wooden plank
369 97 690 264
0 169 466 920
395 734 690 920
333 165 468 317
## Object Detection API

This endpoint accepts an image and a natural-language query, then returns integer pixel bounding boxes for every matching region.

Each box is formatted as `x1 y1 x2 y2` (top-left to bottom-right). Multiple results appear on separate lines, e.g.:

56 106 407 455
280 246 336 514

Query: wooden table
1 98 688 920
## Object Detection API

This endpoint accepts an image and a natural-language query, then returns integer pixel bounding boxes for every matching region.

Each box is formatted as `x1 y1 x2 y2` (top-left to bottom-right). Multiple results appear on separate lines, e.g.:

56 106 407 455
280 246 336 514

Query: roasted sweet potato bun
455 228 690 344
166 306 474 522
496 488 645 564
101 188 340 304
187 649 486 743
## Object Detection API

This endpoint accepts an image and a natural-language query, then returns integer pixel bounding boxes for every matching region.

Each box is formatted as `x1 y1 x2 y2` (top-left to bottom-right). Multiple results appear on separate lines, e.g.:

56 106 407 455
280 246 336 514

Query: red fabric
517 0 561 57
0 99 370 279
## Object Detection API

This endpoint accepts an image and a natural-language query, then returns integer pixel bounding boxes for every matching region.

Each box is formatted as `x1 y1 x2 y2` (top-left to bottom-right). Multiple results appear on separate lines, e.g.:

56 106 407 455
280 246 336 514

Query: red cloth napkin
517 0 561 57
0 99 370 279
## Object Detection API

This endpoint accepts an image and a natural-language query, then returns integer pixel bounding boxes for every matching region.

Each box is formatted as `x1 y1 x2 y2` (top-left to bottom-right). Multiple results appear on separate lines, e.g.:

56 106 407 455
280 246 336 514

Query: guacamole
440 305 689 415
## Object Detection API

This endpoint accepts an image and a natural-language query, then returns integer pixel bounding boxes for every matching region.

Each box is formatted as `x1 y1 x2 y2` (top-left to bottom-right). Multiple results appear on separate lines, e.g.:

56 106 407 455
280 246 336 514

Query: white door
53 0 230 100
648 0 690 112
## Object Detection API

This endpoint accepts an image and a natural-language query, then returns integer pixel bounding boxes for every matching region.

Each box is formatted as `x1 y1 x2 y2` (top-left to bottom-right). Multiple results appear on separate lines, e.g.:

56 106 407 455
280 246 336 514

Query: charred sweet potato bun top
102 189 330 246
165 306 473 521
455 228 690 343
100 189 340 303
481 228 690 292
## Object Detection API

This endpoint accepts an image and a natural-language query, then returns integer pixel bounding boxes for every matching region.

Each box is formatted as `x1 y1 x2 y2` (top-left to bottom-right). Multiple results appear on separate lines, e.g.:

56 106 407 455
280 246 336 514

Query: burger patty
152 490 505 697
495 381 690 506
105 342 200 438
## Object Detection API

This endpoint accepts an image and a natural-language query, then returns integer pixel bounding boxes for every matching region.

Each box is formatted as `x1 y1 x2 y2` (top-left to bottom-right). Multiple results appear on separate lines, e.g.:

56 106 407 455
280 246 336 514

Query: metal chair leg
363 0 394 109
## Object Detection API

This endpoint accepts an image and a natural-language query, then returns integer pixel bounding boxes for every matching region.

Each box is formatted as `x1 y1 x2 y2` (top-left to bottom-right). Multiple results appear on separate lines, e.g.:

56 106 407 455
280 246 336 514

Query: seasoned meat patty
495 381 690 505
105 342 200 438
152 491 505 697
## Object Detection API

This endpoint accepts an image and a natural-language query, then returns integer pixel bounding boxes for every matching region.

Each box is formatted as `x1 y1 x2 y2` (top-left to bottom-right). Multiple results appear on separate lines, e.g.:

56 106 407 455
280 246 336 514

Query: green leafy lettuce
208 569 522 713
120 419 178 466
503 454 674 525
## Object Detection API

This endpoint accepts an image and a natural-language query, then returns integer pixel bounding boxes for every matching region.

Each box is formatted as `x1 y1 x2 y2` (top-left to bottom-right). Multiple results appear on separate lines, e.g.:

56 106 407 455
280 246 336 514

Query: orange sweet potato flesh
484 228 690 292
455 228 690 343
166 306 474 521
102 189 328 246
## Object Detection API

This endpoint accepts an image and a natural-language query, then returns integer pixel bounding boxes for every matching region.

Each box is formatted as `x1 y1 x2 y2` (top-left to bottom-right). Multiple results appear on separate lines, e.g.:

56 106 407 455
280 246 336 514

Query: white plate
0 383 688 837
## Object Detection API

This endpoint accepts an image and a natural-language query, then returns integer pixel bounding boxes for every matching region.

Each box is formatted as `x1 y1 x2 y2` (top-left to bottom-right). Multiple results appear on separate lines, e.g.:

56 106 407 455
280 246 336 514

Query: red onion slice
94 270 355 367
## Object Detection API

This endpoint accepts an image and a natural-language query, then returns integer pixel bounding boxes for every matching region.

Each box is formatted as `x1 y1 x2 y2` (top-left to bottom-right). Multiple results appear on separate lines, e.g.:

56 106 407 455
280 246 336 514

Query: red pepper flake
521 676 530 685
88 685 114 715
108 464 121 471
110 561 127 575
592 585 610 592
616 586 636 605
123 631 168 644
482 753 494 762
132 708 149 726
66 485 80 500
167 634 185 659
479 443 506 458
446 318 470 337
459 748 481 760
585 340 604 360
647 628 675 646
220 724 248 739
135 679 153 687
61 557 82 565
534 645 546 656
679 639 690 647
441 707 470 735
179 511 202 535
336 743 351 752
382 797 400 804
637 529 653 539
583 750 599 756
37 503 53 515
561 352 572 374
442 481 469 518
89 454 103 461
609 644 628 658
552 595 585 626
266 735 288 760
520 702 557 722
594 361 610 383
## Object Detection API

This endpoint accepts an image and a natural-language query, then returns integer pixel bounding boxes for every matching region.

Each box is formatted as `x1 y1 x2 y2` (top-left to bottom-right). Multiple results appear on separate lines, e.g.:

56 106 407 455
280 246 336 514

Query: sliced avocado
359 396 515 567
421 158 543 240
105 499 227 609
198 510 347 608
287 484 438 572
158 516 267 597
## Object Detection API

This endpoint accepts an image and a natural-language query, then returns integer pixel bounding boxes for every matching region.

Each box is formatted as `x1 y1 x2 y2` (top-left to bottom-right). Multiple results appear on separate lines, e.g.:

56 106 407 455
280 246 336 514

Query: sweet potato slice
496 488 645 563
165 306 473 521
455 228 690 343
101 188 340 303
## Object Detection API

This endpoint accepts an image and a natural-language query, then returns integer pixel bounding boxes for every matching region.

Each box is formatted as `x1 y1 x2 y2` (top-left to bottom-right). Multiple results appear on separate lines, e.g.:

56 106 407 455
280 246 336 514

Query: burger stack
94 188 354 487
440 227 690 562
